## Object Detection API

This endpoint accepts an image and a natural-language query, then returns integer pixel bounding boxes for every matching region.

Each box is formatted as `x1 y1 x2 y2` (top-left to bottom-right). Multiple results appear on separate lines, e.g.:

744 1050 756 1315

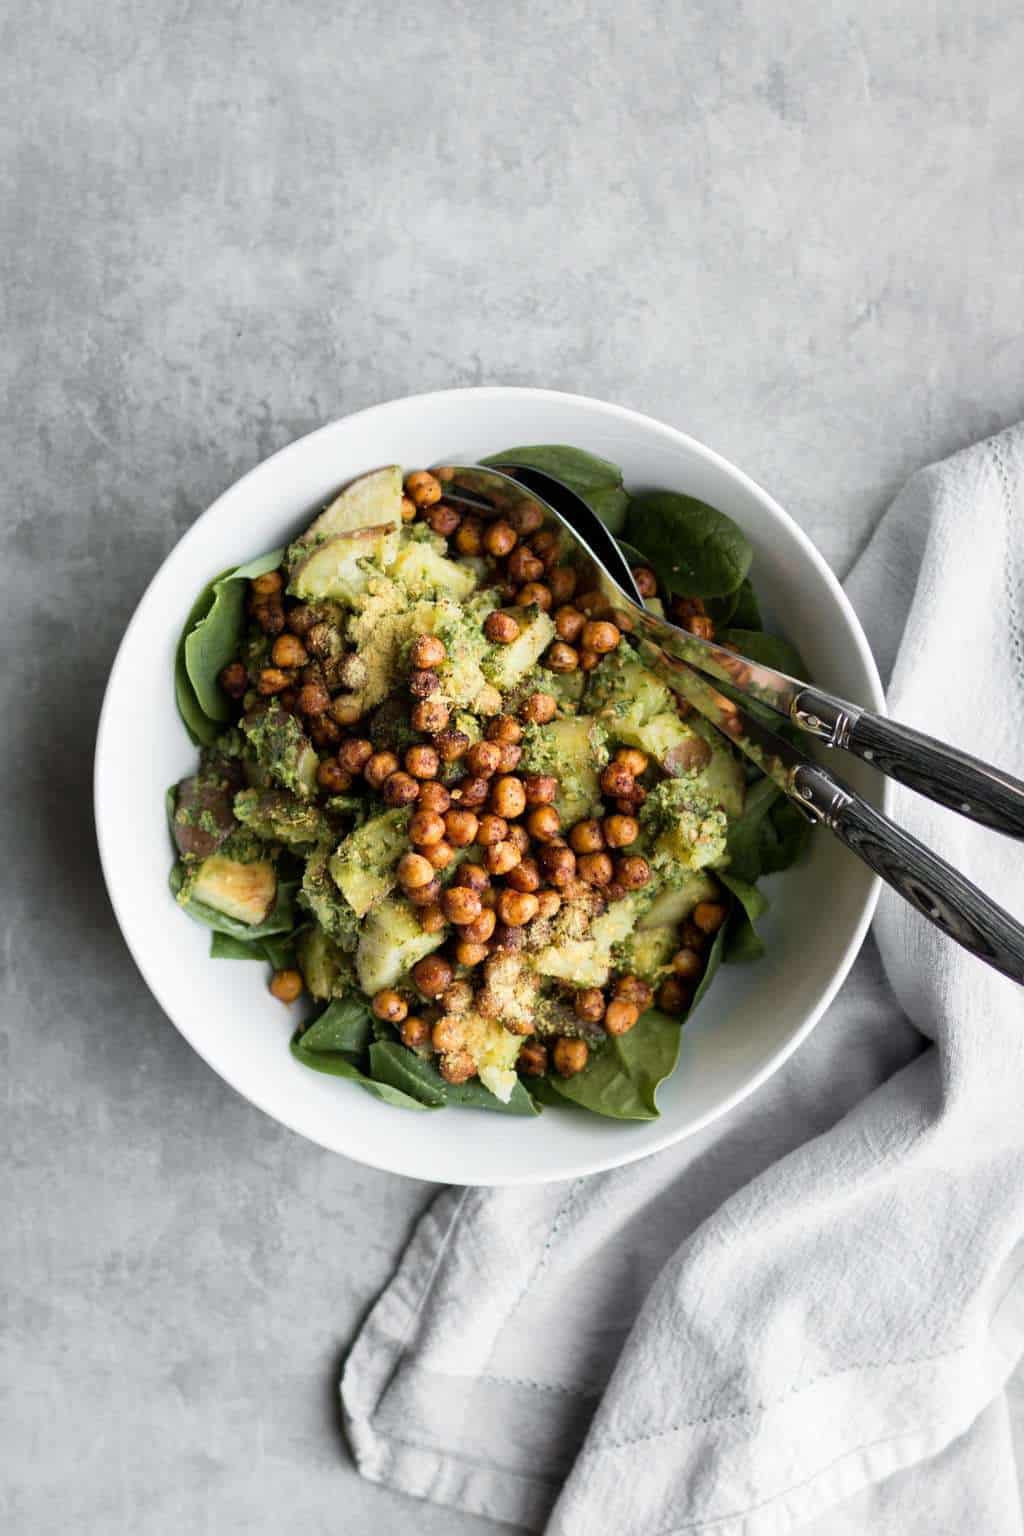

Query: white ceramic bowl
95 388 885 1185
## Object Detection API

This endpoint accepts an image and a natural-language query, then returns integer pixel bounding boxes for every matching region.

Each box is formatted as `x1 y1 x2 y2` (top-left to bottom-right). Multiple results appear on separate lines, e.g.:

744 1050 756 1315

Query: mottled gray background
3 1 1022 1531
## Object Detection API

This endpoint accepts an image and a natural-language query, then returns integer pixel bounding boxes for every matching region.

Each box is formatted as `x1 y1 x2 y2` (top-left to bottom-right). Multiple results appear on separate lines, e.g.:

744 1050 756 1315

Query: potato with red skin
172 760 241 859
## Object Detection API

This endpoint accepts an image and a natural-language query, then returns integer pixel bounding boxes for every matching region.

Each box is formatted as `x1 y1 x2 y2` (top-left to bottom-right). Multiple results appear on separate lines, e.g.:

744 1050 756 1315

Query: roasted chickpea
440 1049 477 1084
409 634 446 669
405 469 443 508
604 998 639 1035
475 813 509 846
523 774 557 806
494 740 523 773
257 666 290 696
599 761 635 798
317 759 352 793
441 979 474 1015
412 953 454 998
507 544 544 584
507 856 541 893
602 813 639 848
418 903 446 933
526 804 561 842
484 715 520 747
693 901 729 934
535 889 562 919
279 688 298 713
406 876 442 908
518 582 552 611
569 819 604 854
462 907 497 945
632 566 658 596
285 602 317 636
252 570 283 597
310 717 341 749
615 782 647 810
489 922 524 952
548 566 578 604
520 691 557 725
218 660 248 699
408 809 446 847
614 974 654 1010
538 843 576 887
454 776 490 811
671 947 703 979
462 740 499 779
497 889 539 927
615 855 651 890
530 529 560 565
483 610 520 645
553 1037 589 1077
271 633 308 668
454 940 490 968
431 1014 465 1052
553 605 585 644
483 519 517 557
437 808 474 848
425 502 461 538
400 494 417 523
508 502 544 536
400 1015 430 1047
517 1039 549 1076
581 619 622 654
405 743 439 780
269 969 303 1003
614 747 649 777
574 988 606 1024
578 851 614 886
687 614 715 641
411 699 450 737
542 641 578 673
372 988 408 1023
658 976 691 1014
576 589 608 615
434 728 470 765
252 597 285 636
397 852 436 890
424 839 454 871
490 775 527 820
507 823 530 855
382 771 420 807
417 780 452 814
486 839 522 876
364 749 400 788
296 681 331 717
454 515 483 556
442 886 483 926
408 666 442 703
577 649 601 673
329 697 362 729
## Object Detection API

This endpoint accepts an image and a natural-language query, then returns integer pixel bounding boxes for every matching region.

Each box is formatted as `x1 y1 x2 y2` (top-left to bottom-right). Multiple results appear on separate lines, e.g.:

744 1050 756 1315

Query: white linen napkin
342 424 1024 1535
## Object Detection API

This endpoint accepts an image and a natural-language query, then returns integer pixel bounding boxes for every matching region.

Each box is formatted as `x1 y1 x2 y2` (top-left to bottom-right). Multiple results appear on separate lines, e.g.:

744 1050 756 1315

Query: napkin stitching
650 1421 941 1534
580 1341 967 1453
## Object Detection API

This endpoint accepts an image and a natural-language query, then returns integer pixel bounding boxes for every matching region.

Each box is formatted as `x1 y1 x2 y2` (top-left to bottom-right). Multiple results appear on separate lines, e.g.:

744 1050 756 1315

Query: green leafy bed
169 446 810 1121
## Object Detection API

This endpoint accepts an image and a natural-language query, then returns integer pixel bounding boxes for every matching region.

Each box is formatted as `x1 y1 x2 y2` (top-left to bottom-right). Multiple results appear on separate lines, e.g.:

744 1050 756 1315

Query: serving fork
443 463 1024 986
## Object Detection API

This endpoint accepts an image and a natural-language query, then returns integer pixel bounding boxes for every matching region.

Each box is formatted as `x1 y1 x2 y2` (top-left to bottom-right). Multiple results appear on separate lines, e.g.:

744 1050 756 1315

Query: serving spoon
442 463 1024 985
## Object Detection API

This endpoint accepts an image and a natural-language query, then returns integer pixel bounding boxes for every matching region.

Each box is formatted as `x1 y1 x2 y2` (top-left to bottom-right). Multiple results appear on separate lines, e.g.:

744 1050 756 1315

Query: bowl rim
95 386 888 1183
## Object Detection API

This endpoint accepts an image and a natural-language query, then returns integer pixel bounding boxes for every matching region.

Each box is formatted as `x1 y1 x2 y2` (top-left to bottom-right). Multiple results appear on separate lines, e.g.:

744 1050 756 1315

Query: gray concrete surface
3 2 1022 1531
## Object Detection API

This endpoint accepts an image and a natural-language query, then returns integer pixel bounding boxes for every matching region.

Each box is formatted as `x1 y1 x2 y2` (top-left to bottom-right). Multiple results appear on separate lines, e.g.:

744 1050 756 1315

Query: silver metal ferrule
790 687 862 751
790 763 855 828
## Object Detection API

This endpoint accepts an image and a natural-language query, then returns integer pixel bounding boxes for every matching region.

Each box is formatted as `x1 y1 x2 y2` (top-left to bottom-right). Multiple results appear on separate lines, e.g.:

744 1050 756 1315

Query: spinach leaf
626 492 752 599
301 994 373 1055
546 1008 682 1121
688 921 728 1016
759 796 811 875
175 579 222 746
183 550 284 723
209 932 268 960
725 776 780 883
719 628 806 681
368 1042 540 1114
720 871 769 964
289 1035 435 1110
170 863 298 941
481 444 628 533
260 932 300 971
707 577 762 630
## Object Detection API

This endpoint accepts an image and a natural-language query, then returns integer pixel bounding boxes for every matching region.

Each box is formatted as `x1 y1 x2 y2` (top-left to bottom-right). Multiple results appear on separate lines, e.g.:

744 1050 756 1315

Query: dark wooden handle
792 763 1024 986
